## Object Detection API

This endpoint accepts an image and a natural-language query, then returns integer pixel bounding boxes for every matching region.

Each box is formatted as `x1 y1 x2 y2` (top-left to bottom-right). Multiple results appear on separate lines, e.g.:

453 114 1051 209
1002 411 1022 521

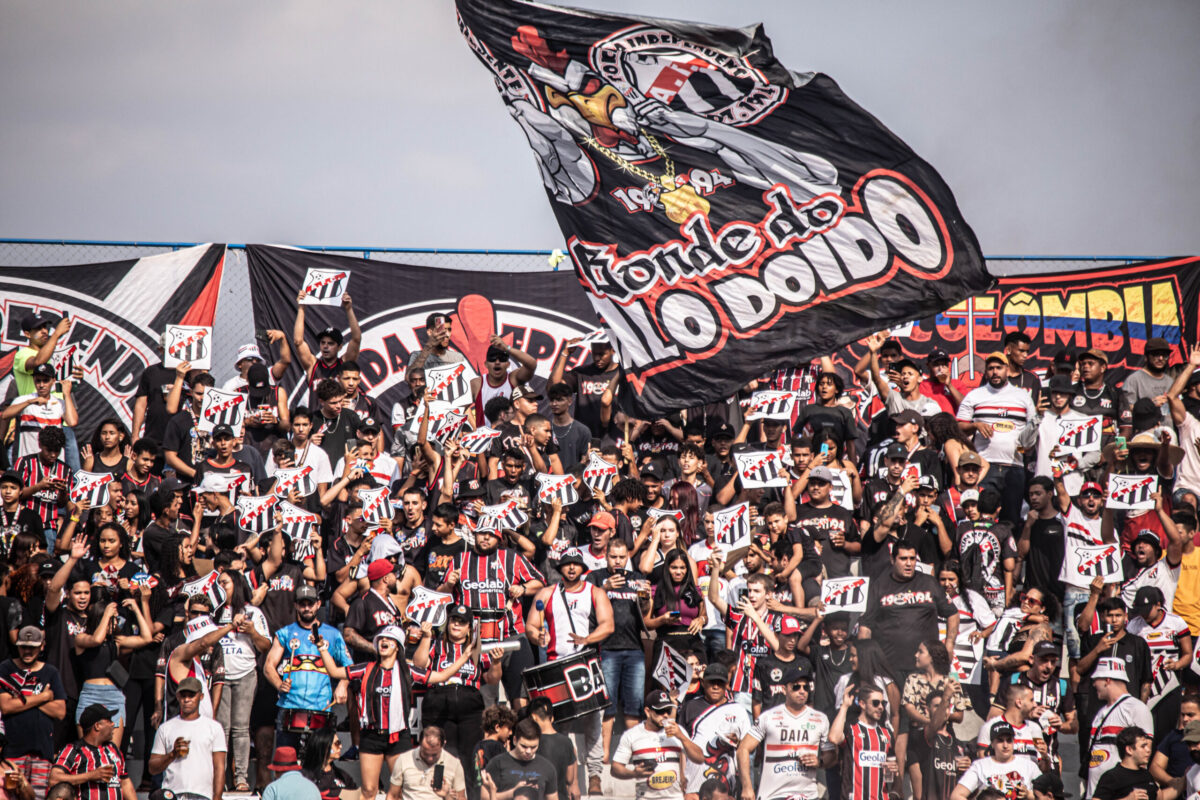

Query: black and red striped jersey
54 741 127 800
724 607 778 693
426 639 494 689
840 721 894 800
307 357 342 398
448 548 543 640
17 453 71 527
344 660 413 735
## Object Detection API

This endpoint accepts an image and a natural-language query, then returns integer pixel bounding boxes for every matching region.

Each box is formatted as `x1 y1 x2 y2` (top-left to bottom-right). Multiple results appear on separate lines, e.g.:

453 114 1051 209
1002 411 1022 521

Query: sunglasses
487 354 510 363
789 682 811 691
1020 593 1043 607
866 699 886 708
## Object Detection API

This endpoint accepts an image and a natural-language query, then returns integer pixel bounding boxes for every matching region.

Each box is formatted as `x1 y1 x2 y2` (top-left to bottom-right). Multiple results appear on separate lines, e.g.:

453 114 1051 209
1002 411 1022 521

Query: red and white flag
535 472 579 506
236 494 277 534
459 426 501 454
163 325 213 370
71 471 113 507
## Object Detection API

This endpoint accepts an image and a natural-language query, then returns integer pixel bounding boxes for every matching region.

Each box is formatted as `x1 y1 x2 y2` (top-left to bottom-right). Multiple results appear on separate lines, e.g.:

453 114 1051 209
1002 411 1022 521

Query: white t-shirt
977 716 1046 762
690 540 731 632
13 394 66 460
1058 505 1108 590
265 440 333 485
334 452 401 490
956 755 1041 798
1184 762 1200 800
1121 559 1180 610
957 383 1038 467
747 705 833 800
684 701 752 793
1087 694 1154 797
613 723 686 800
215 605 270 681
151 715 227 799
1035 410 1101 492
1177 414 1200 496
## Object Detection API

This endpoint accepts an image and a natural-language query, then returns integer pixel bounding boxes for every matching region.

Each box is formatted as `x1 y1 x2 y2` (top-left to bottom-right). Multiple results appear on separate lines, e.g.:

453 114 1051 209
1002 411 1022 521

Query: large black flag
457 0 990 416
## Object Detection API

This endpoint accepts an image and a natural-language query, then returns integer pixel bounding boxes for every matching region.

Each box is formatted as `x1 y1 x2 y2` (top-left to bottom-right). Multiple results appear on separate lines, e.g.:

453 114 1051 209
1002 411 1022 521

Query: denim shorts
76 682 127 727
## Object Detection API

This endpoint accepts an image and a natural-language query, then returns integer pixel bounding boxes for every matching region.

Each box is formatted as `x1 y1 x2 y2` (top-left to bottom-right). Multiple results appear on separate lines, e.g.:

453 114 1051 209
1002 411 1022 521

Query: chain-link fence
0 238 1158 388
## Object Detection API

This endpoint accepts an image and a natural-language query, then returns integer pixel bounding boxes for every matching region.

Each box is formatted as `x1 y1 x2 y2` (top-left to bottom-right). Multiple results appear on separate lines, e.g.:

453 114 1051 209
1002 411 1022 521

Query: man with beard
680 663 752 796
737 666 835 800
989 641 1077 768
957 352 1039 526
1123 338 1175 428
264 585 352 750
389 365 426 459
829 684 897 800
50 704 137 800
440 525 543 708
343 559 401 660
526 548 614 796
470 338 536 427
0 626 67 800
550 336 620 439
919 348 967 415
590 539 647 763
1084 656 1155 797
1034 375 1099 491
409 312 463 370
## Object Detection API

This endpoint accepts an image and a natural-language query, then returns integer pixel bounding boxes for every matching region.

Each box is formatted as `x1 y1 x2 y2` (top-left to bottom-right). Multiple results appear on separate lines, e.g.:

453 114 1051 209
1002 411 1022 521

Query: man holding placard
292 284 361 407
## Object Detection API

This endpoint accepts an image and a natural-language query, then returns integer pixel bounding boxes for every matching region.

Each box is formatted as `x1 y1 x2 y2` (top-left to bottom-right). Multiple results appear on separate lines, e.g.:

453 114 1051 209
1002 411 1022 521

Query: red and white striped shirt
725 607 778 694
448 548 543 641
841 721 894 800
54 741 127 800
17 453 71 527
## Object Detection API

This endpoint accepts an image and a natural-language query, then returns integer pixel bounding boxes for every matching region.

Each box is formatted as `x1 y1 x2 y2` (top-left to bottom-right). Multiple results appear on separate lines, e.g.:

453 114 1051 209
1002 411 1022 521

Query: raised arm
292 294 316 371
342 294 362 362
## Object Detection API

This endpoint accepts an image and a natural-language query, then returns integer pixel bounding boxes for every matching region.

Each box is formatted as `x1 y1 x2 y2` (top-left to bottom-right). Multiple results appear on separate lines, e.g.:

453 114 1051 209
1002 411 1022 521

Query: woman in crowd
121 489 151 558
807 430 863 508
317 626 414 800
902 636 968 800
833 638 900 732
300 727 358 800
81 522 139 588
643 547 705 665
413 607 500 772
6 530 46 570
938 560 997 715
927 412 987 489
80 418 130 480
667 481 702 547
215 568 272 792
636 516 694 582
71 580 154 746
982 585 1060 696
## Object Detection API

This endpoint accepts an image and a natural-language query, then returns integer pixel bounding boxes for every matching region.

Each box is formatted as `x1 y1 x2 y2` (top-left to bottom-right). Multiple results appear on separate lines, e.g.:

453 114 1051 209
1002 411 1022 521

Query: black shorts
359 729 409 757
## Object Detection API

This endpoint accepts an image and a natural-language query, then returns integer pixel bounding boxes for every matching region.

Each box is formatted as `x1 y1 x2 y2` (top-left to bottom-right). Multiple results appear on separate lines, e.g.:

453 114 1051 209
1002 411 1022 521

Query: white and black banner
743 390 798 422
272 465 317 498
1056 416 1103 455
652 643 693 704
535 472 579 506
237 494 278 535
713 502 751 551
476 499 529 532
405 586 455 628
820 576 869 613
582 451 619 496
199 387 246 435
52 344 77 383
278 500 319 559
163 324 213 370
181 571 226 610
1072 543 1124 581
299 267 350 306
646 507 685 523
1108 474 1157 511
459 426 501 454
426 361 478 409
733 450 787 488
70 470 113 507
360 486 394 525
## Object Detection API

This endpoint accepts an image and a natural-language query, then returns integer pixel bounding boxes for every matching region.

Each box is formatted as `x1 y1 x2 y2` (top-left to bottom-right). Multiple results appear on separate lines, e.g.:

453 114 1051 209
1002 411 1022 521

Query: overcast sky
2 1 1197 256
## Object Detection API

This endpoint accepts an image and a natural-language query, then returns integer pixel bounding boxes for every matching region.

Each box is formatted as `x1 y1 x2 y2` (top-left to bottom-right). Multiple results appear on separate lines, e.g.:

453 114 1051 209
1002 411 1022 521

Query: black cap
211 423 236 440
1131 585 1165 616
892 358 918 373
884 441 908 460
1134 529 1164 555
781 665 814 684
79 703 116 731
31 363 55 379
149 789 178 800
1032 772 1070 799
645 690 675 712
358 421 382 436
455 478 485 499
989 721 1015 740
891 409 924 429
1032 640 1061 659
1145 337 1171 354
20 313 53 333
317 327 344 345
511 382 542 401
0 470 23 489
917 474 938 492
640 462 664 482
246 362 271 393
1053 349 1075 366
485 346 509 362
926 348 950 365
557 547 587 568
702 663 729 683
1047 375 1077 396
159 476 186 494
37 557 59 577
447 603 472 621
708 420 736 439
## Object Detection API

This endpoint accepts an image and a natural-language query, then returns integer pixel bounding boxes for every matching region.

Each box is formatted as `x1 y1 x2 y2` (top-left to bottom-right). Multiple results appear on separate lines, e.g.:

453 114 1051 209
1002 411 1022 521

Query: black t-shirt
422 536 467 588
488 422 525 460
136 364 179 442
1070 382 1131 437
162 410 200 470
315 764 357 800
0 506 43 557
142 520 177 574
485 477 536 519
791 503 858 578
315 410 361 466
634 433 681 478
564 364 620 438
792 404 855 445
924 729 972 800
1093 765 1158 800
0 659 66 760
256 562 308 632
344 591 399 657
860 571 956 667
485 752 558 799
552 420 592 470
534 732 575 800
1080 630 1153 702
810 643 854 717
1025 516 1067 600
589 567 646 651
753 653 813 710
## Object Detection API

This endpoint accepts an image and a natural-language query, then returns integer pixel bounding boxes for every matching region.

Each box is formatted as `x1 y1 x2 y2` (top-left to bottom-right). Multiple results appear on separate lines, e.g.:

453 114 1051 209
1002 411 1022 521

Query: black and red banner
245 245 599 414
456 0 990 416
0 244 226 435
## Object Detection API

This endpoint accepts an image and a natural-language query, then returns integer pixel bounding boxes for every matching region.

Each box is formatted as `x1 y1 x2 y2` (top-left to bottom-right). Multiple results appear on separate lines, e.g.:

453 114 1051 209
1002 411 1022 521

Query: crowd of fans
2 296 1200 800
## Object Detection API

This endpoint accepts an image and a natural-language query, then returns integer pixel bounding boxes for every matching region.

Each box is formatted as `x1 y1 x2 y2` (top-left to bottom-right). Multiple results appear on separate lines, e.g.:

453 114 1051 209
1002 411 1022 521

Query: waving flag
653 643 693 704
299 267 350 306
457 0 989 416
71 471 113 507
181 571 226 610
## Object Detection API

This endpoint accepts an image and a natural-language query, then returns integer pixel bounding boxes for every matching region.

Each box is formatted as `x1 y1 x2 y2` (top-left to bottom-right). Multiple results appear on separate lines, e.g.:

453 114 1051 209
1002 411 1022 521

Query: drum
281 709 332 732
522 648 609 724
475 609 508 643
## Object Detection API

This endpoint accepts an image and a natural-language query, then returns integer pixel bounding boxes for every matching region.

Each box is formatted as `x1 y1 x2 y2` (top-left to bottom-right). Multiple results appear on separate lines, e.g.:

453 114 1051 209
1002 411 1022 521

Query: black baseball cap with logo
511 383 543 401
0 470 23 489
211 424 236 440
21 313 54 333
31 363 55 380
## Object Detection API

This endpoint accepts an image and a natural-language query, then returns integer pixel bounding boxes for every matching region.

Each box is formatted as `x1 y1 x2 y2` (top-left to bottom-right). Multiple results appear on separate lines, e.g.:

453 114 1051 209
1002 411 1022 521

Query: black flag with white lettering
457 0 989 416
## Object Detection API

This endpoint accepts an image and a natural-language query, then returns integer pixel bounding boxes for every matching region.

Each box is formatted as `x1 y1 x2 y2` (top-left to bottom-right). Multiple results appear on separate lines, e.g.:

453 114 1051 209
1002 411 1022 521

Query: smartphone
431 764 444 791
668 610 682 618
1114 436 1126 450
819 443 830 456
254 328 269 340
61 311 69 321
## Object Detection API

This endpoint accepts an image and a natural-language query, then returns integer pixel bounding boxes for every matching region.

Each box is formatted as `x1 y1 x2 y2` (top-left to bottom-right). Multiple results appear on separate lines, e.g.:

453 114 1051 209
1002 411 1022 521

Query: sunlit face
512 396 538 418
320 393 345 418
986 361 1007 387
1103 606 1127 632
33 376 53 398
1006 340 1031 367
0 482 19 506
606 545 629 571
746 581 767 607
791 446 812 470
560 563 584 583
317 336 339 360
402 493 423 524
98 423 121 450
914 642 931 670
377 636 399 657
70 581 91 612
1031 653 1060 682
667 558 688 584
938 570 959 596
1080 491 1104 515
806 480 831 503
898 366 921 392
1079 357 1105 383
528 421 551 446
502 458 524 482
678 450 699 475
1134 540 1158 566
991 735 1014 759
292 416 312 440
1179 702 1200 728
179 539 195 564
1027 483 1049 510
765 513 788 536
893 549 917 579
827 623 849 647
656 519 679 548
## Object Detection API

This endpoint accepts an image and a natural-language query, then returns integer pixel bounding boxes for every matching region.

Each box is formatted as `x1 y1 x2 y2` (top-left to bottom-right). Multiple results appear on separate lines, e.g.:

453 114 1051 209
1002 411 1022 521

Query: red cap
1080 482 1104 496
778 616 802 635
587 511 616 532
366 559 393 582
